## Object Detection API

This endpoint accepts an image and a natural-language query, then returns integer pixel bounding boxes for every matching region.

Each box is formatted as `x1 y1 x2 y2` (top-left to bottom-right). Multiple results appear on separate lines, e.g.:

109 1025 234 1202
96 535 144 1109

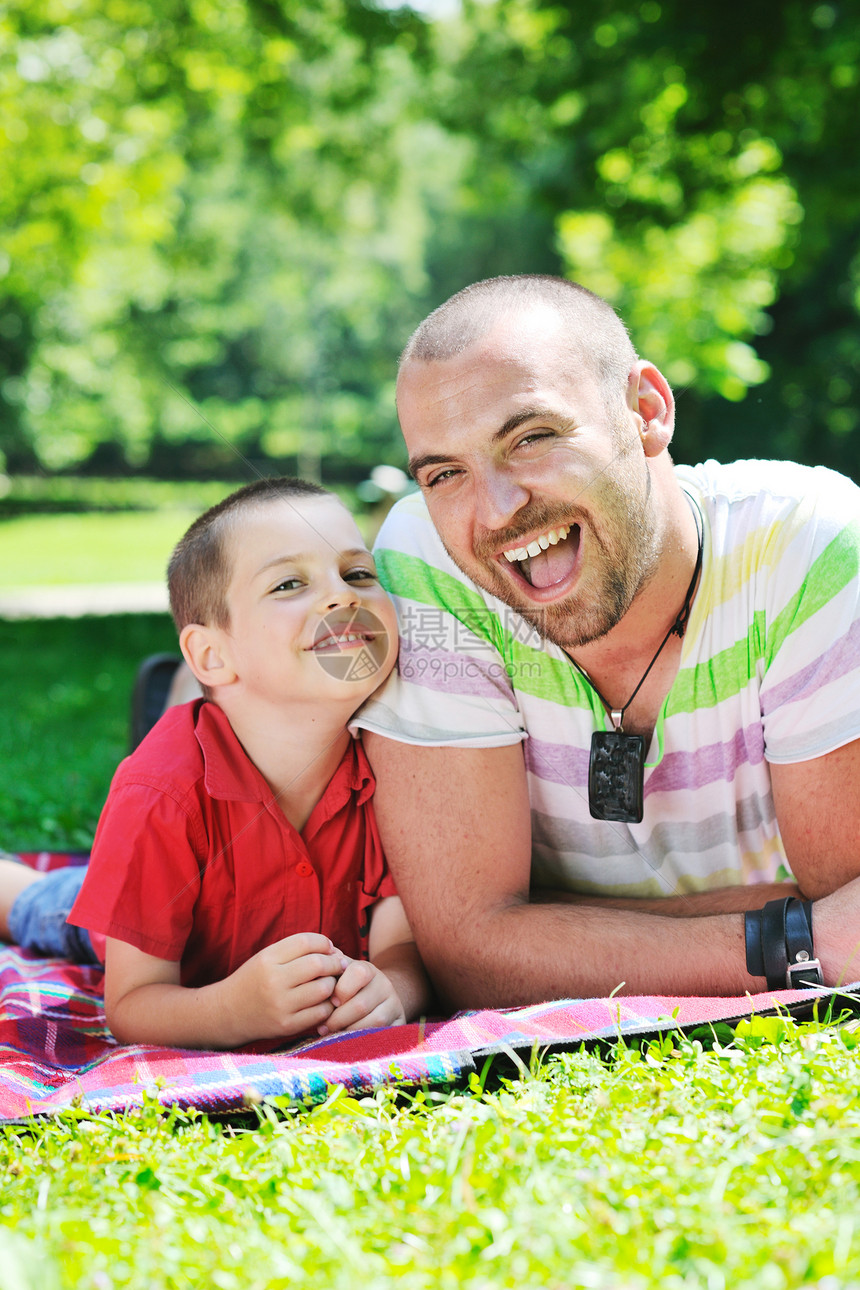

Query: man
355 274 860 1006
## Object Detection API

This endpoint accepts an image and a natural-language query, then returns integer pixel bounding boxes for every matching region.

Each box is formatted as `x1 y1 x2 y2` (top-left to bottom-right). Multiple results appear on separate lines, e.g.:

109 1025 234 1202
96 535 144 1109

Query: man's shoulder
373 491 435 555
678 459 860 558
373 491 478 602
677 458 860 512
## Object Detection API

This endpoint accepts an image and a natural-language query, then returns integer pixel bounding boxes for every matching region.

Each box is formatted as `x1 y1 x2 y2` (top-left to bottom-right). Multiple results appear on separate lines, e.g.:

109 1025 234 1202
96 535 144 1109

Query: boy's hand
226 932 347 1042
318 958 406 1035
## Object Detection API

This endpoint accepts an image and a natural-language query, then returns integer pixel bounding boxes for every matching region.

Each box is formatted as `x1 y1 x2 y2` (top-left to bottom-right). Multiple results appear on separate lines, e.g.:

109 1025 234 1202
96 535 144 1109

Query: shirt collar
194 700 375 811
195 701 271 803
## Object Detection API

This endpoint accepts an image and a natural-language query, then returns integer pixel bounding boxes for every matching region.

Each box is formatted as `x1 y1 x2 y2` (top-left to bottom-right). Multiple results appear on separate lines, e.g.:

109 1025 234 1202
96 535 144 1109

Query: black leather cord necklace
569 494 704 824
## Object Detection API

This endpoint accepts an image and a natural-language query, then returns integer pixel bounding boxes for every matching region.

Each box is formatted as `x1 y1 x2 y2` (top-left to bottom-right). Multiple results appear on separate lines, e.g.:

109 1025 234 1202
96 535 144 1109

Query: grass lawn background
0 512 194 587
2 509 860 1288
0 614 178 850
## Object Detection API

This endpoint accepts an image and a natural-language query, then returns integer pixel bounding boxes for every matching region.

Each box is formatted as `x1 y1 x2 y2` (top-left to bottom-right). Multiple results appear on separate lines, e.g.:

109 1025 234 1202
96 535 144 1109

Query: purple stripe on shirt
647 723 766 794
522 737 590 787
760 619 860 718
520 723 766 797
397 645 516 704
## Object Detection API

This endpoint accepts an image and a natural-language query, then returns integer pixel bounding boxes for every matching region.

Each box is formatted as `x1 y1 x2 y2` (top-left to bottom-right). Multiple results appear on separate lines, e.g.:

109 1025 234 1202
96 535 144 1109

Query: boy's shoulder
112 699 258 804
115 702 373 815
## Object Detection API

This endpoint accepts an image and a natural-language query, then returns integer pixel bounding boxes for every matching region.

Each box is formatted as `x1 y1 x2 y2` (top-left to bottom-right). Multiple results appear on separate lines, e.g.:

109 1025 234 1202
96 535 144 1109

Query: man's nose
473 467 530 531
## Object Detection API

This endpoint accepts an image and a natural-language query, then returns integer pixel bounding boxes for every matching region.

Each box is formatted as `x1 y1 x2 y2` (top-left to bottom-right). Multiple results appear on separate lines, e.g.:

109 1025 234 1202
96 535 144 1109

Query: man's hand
319 958 406 1035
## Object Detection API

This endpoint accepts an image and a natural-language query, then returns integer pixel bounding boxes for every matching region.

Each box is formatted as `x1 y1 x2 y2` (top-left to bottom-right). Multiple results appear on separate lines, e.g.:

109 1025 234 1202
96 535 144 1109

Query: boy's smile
216 495 398 710
311 606 393 683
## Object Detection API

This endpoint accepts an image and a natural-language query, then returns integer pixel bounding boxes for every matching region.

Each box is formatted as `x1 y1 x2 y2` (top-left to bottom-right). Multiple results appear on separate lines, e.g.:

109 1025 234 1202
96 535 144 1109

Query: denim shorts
7 865 100 965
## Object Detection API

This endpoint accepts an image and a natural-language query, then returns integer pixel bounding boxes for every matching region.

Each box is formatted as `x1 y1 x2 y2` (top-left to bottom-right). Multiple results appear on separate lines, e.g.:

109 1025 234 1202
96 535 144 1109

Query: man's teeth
503 525 570 563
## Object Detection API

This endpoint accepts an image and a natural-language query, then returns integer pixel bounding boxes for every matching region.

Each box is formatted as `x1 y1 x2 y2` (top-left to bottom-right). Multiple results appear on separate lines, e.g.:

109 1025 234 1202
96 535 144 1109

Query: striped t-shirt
353 460 860 899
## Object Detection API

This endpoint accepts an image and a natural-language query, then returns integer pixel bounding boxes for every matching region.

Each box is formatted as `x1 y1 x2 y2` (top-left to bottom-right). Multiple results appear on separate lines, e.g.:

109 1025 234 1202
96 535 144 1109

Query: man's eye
424 467 461 488
517 430 554 448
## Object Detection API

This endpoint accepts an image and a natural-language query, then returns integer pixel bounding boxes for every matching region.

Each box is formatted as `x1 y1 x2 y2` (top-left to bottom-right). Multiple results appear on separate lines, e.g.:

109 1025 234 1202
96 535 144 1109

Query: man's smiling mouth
498 524 580 589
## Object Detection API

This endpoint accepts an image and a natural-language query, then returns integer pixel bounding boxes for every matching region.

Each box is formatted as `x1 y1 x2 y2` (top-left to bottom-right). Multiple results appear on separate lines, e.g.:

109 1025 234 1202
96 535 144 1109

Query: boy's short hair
168 476 332 632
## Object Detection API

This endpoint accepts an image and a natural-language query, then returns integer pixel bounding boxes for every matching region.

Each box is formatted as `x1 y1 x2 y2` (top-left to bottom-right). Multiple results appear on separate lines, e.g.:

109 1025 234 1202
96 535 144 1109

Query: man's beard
442 481 661 652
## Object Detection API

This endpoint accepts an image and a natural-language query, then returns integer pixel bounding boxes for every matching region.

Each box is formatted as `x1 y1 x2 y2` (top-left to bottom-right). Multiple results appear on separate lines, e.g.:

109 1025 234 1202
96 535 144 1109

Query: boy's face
216 495 398 711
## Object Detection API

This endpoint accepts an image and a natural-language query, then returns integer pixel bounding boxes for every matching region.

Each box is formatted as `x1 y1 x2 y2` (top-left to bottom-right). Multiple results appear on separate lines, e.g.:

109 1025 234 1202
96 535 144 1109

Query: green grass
0 490 375 589
2 599 860 1287
0 615 177 848
0 511 199 587
2 1021 860 1288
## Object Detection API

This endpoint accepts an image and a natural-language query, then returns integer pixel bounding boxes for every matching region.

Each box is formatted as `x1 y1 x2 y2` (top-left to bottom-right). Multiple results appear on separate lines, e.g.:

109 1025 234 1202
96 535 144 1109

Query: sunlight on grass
0 511 198 587
3 1020 860 1288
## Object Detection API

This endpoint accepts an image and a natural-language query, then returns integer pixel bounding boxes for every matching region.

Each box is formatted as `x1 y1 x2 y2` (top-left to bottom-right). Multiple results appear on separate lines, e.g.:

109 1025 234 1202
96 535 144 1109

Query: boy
0 477 429 1048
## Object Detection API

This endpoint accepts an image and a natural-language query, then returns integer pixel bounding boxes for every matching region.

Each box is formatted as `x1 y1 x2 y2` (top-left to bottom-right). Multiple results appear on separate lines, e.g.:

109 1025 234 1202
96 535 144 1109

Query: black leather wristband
744 907 765 977
746 897 823 990
784 898 823 988
760 898 789 990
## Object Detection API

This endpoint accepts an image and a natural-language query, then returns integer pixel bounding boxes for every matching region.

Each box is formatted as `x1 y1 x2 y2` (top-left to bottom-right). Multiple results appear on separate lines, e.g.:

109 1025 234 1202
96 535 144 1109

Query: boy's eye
344 567 378 584
272 577 304 593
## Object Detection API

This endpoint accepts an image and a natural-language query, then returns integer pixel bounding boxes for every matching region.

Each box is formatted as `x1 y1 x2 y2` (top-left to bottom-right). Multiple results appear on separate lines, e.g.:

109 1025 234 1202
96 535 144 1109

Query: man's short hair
168 476 331 632
400 275 638 407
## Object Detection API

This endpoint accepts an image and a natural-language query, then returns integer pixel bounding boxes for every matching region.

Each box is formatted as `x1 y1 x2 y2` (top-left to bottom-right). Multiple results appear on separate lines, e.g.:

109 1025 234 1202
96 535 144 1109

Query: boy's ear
179 623 237 690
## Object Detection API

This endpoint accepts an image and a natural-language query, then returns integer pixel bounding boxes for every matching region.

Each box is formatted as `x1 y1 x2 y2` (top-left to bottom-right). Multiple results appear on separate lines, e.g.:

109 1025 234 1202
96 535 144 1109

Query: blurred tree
0 0 445 478
421 0 860 476
0 0 857 482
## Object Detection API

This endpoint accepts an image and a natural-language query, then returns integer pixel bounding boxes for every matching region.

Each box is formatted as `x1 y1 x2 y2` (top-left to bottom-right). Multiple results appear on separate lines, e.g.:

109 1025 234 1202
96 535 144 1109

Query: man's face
398 309 662 650
218 496 399 709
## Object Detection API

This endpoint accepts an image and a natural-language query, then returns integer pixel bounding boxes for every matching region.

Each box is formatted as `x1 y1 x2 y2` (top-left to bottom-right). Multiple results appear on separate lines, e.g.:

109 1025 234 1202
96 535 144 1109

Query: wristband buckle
786 953 823 989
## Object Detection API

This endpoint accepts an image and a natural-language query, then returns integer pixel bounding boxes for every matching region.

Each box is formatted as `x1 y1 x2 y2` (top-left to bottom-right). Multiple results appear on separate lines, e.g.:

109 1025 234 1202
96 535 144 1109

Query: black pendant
588 731 646 823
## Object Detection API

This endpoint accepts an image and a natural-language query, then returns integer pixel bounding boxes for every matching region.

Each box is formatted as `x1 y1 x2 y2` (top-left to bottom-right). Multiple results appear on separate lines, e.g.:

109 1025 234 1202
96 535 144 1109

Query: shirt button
295 861 314 877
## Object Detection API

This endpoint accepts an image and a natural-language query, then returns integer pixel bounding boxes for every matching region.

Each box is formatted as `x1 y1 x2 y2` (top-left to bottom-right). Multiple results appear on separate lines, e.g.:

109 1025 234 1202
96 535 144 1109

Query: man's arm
771 739 860 899
364 735 760 1005
771 740 860 985
363 735 860 1007
531 884 800 915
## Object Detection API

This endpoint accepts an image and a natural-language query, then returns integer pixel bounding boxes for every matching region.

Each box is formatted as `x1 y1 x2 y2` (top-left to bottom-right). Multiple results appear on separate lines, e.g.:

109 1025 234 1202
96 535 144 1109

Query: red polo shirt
69 700 395 987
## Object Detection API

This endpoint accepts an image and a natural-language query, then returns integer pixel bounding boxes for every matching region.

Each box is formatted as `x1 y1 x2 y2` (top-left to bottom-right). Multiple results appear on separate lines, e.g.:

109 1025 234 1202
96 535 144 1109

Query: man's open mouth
499 524 580 589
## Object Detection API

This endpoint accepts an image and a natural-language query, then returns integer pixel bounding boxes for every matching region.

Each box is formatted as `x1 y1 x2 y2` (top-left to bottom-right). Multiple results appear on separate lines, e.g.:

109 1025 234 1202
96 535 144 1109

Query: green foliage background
1 0 858 484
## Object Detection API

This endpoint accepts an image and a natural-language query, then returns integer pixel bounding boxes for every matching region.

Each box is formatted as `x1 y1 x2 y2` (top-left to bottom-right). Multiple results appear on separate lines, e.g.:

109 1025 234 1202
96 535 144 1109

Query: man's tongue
522 529 579 589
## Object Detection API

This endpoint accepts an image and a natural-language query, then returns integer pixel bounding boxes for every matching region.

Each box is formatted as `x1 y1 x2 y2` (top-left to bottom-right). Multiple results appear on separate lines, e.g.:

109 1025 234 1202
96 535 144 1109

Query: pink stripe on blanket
0 945 848 1122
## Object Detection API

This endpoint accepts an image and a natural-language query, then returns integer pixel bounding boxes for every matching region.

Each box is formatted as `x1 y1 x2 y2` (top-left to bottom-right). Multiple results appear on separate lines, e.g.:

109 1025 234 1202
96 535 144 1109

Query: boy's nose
319 582 361 612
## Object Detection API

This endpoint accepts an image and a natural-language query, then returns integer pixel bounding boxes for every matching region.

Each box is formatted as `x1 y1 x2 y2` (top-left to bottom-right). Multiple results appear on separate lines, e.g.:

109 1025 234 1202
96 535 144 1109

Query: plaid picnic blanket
1 854 855 1122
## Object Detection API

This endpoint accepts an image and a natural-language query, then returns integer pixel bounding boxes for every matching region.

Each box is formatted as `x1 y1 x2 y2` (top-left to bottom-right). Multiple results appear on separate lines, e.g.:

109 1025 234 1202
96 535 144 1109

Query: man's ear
626 361 675 457
179 623 237 691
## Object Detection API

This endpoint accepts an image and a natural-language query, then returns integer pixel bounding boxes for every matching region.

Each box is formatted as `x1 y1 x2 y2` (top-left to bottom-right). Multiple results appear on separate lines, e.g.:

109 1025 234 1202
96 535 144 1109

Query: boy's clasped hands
229 930 408 1042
